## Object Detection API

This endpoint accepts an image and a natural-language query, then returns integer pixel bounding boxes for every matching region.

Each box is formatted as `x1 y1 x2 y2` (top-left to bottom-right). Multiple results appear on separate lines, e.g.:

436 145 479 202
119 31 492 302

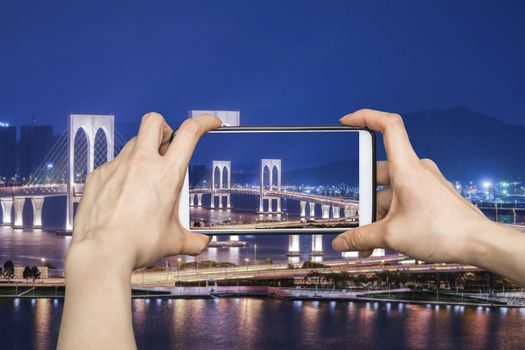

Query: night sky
1 0 524 134
192 131 360 171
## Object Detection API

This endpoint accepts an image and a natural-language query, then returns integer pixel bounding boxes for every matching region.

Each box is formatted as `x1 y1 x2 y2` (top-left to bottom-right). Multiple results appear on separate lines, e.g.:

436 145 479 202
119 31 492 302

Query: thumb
177 229 213 256
332 221 386 252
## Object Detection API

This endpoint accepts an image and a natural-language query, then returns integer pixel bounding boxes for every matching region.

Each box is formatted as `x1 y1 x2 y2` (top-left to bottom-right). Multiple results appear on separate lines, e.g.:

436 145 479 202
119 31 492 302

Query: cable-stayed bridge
189 159 360 258
0 114 127 230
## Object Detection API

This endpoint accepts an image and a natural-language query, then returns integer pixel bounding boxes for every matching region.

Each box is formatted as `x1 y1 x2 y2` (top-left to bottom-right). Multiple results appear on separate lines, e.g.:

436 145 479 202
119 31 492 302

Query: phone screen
188 129 362 233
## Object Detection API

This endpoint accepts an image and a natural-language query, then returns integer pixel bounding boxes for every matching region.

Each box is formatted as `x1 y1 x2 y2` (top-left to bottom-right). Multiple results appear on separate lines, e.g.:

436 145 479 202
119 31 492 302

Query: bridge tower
287 235 300 257
211 160 237 241
67 114 114 231
259 159 281 214
211 161 231 209
310 234 324 261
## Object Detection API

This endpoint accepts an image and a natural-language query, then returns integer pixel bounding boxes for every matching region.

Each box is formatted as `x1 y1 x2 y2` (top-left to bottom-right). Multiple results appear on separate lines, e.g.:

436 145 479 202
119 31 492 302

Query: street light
254 244 257 266
176 257 182 286
40 258 46 266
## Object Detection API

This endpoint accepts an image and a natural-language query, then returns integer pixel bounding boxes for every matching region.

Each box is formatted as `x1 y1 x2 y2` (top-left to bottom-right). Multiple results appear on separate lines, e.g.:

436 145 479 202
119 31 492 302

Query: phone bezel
180 125 376 235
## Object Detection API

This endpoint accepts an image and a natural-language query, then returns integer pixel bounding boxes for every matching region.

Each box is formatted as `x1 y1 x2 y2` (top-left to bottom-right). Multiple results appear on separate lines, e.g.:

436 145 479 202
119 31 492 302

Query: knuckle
349 231 367 250
357 108 372 114
386 113 404 128
421 158 437 168
141 112 164 125
179 118 202 136
382 226 396 248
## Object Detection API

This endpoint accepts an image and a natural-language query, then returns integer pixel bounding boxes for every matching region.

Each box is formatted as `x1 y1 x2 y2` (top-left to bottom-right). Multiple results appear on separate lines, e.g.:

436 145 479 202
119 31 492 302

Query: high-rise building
20 125 54 179
0 123 17 179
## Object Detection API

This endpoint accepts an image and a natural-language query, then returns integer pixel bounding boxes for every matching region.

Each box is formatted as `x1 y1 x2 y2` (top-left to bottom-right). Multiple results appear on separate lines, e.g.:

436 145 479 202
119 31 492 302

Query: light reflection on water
0 298 525 349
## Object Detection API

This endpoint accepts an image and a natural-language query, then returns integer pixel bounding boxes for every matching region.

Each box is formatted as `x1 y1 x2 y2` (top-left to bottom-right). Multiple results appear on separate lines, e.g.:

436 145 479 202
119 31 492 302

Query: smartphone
180 126 376 235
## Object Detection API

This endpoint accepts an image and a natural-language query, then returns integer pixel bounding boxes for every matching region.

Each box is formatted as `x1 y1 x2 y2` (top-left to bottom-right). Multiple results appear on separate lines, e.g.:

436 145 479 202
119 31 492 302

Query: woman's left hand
67 112 220 272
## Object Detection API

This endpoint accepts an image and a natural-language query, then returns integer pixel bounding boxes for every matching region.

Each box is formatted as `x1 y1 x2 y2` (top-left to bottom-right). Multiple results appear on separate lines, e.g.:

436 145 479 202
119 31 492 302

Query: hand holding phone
332 109 492 261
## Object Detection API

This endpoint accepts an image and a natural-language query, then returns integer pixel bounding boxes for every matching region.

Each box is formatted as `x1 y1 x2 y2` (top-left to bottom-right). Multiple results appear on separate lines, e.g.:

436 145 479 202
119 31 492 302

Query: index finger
166 114 222 176
136 112 174 153
340 109 419 169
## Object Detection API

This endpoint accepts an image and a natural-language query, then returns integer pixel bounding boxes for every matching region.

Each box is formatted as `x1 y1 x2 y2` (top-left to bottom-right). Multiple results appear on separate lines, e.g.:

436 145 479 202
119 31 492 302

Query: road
0 255 486 288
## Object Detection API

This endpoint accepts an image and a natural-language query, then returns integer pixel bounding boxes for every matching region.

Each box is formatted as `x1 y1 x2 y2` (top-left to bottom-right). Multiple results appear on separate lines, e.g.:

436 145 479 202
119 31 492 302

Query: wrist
464 219 512 268
65 237 136 279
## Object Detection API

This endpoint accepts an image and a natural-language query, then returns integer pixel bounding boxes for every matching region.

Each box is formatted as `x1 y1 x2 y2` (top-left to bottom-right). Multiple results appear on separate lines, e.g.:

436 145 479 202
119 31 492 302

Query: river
0 297 524 349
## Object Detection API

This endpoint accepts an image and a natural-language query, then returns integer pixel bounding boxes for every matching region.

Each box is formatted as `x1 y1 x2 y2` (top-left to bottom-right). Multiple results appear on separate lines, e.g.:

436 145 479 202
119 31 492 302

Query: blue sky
1 0 524 133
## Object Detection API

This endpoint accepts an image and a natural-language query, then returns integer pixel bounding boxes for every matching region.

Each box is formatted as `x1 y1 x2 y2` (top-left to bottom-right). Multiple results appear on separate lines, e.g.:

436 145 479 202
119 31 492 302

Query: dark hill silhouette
403 107 525 180
282 107 525 184
282 160 359 186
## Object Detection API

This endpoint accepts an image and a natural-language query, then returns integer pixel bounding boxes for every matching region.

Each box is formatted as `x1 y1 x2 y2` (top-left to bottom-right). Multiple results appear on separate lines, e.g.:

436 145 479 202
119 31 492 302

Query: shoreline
1 285 523 308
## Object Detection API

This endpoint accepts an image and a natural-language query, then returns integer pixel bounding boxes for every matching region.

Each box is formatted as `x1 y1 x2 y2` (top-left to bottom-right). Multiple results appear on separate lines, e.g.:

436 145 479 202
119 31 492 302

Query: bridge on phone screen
187 158 361 258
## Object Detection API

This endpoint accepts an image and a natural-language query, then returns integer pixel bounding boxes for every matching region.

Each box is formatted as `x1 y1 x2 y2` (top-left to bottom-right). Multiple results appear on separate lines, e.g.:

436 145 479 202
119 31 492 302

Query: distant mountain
278 107 525 184
282 160 359 186
402 107 525 180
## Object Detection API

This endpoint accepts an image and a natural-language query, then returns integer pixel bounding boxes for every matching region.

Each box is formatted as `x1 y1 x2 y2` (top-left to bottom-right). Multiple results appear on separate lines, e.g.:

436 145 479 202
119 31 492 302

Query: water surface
0 298 524 349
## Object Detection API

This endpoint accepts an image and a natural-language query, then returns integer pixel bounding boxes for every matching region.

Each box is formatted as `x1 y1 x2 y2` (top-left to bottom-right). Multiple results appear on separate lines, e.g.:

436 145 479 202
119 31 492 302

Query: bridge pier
321 204 330 219
310 234 324 260
287 235 300 256
31 196 45 229
259 197 281 214
344 205 357 218
210 194 230 210
300 201 307 218
13 197 26 229
1 198 13 226
230 235 238 241
332 206 340 219
197 194 203 207
342 248 386 259
309 202 315 218
190 194 195 207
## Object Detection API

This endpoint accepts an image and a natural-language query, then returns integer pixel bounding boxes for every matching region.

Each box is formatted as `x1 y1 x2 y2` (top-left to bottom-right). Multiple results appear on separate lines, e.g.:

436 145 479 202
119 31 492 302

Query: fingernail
332 236 348 251
339 114 352 123
207 236 213 244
